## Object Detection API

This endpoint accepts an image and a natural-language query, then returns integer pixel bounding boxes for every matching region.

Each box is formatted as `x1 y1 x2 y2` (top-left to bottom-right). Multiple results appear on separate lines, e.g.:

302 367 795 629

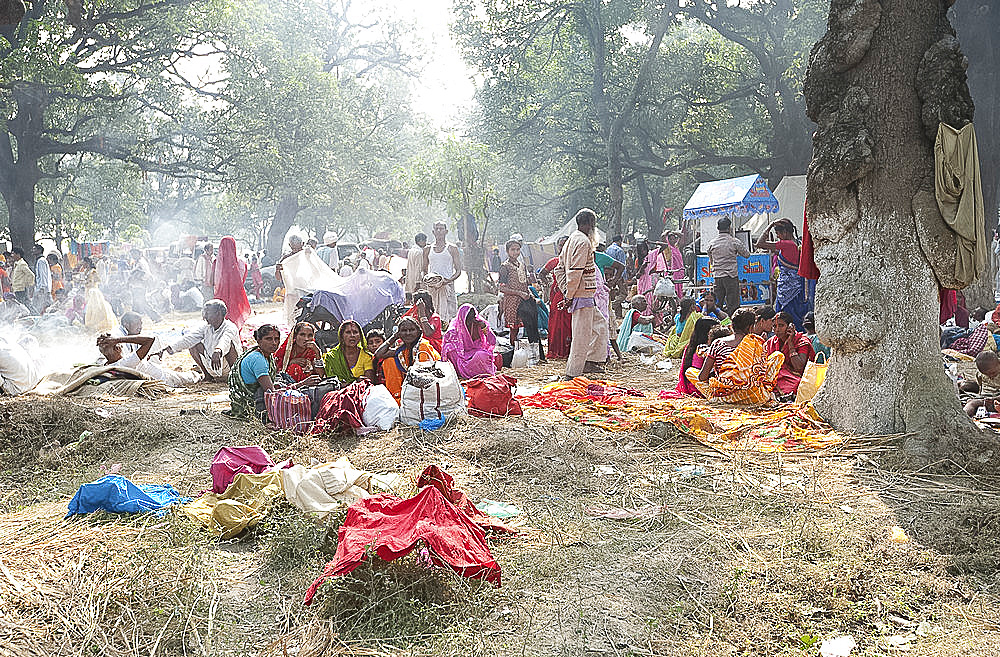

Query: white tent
740 175 807 237
537 217 607 246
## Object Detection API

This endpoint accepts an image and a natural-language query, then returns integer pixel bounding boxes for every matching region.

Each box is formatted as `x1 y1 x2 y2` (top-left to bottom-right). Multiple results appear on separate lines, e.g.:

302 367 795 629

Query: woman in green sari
322 320 376 384
663 297 702 358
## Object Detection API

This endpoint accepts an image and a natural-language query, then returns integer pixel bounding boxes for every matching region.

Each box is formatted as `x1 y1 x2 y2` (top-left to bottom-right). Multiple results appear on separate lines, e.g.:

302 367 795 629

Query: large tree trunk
1 84 46 253
804 0 990 461
264 194 302 266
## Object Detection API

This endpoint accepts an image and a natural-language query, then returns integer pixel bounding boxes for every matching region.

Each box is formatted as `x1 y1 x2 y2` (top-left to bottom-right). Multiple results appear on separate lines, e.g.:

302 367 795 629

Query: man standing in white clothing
194 243 215 302
159 299 240 382
315 231 340 270
31 244 52 314
405 232 427 301
423 221 462 324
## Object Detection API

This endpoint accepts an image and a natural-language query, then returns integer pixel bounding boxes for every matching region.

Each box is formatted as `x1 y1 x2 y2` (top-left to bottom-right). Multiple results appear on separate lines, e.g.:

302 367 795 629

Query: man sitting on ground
0 334 40 396
960 351 1000 419
97 333 202 388
158 299 240 382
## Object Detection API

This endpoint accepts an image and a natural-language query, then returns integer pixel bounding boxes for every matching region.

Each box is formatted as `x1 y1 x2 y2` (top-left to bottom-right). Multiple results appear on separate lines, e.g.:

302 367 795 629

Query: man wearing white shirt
159 299 240 382
405 232 427 300
193 243 215 301
0 335 40 395
98 333 201 387
31 244 52 313
315 231 340 270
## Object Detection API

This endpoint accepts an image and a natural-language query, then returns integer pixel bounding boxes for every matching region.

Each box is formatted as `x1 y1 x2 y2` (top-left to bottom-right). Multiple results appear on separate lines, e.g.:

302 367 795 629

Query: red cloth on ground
303 486 502 604
798 212 820 280
213 236 251 328
311 379 372 434
543 256 571 358
416 465 516 533
211 446 277 493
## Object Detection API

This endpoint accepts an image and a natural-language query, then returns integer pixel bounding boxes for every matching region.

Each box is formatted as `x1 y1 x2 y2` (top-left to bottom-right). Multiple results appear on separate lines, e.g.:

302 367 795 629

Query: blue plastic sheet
419 417 447 432
66 475 189 518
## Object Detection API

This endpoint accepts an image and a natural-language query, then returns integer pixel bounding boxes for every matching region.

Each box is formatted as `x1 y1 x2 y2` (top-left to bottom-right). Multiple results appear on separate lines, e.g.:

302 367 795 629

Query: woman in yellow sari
687 308 784 404
663 297 701 358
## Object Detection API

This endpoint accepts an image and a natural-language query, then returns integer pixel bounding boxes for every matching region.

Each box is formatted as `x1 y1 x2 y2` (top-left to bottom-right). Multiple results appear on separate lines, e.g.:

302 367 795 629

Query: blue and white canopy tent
682 174 779 252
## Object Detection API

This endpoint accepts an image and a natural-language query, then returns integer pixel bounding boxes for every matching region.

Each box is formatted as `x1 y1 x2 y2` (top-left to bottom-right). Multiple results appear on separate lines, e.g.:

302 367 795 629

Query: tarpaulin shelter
741 175 805 236
523 218 608 269
682 174 779 252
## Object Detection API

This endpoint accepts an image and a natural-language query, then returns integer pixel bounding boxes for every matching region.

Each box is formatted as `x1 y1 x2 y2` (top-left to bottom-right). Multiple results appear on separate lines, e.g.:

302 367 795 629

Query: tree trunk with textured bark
264 194 302 265
804 0 994 465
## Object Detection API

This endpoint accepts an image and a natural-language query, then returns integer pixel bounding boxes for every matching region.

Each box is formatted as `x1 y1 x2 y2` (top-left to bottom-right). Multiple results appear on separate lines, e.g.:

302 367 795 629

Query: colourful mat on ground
519 378 844 452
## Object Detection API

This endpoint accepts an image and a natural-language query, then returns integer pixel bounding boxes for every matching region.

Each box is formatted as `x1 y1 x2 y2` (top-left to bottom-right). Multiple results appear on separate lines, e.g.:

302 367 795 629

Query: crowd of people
2 209 834 421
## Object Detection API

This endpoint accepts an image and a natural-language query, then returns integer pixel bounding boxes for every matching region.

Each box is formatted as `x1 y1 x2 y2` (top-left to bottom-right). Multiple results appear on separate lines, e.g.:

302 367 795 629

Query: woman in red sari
542 236 571 359
213 236 251 328
274 321 325 382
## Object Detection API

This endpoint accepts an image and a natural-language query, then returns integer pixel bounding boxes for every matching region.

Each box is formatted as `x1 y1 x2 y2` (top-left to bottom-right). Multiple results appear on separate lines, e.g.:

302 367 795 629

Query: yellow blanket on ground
520 377 844 452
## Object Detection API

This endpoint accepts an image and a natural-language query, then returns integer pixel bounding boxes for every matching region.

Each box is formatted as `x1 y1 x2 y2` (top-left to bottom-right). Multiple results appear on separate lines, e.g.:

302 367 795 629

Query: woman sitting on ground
765 311 816 398
688 308 784 404
375 316 440 402
228 324 320 422
663 296 702 358
699 291 728 322
801 312 830 360
675 317 720 397
442 303 498 379
274 321 324 382
404 291 443 354
323 320 375 384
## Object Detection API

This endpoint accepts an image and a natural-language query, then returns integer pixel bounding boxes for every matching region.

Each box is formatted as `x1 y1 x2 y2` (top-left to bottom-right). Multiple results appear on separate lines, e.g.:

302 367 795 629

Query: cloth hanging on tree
934 122 986 287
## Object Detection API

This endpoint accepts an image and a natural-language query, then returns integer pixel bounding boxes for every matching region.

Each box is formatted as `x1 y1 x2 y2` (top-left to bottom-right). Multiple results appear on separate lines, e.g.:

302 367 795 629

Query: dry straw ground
1 356 999 656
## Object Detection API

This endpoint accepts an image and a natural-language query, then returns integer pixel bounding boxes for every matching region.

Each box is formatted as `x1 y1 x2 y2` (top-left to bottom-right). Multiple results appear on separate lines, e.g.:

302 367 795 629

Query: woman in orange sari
374 316 439 402
687 308 784 404
273 321 325 382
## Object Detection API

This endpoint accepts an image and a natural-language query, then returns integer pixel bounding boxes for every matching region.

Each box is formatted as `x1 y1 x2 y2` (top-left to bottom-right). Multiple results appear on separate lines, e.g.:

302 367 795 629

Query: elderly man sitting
159 299 240 382
97 334 202 388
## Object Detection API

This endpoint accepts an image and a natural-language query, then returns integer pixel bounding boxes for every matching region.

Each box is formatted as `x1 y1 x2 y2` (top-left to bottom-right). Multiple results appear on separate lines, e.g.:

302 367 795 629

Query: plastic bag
795 352 828 403
362 384 399 430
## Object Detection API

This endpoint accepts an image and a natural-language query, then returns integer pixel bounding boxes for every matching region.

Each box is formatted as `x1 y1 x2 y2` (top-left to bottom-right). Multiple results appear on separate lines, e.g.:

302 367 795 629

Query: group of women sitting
672 307 817 404
228 298 501 422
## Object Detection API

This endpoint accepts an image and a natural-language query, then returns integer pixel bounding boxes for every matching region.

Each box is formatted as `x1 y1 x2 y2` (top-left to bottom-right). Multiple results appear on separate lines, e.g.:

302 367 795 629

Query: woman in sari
765 311 815 397
275 321 324 382
756 219 809 327
688 308 785 404
82 257 116 333
249 255 264 298
675 317 719 396
442 303 497 379
228 324 278 421
637 235 670 308
47 254 64 300
663 297 702 358
323 320 375 384
541 236 571 359
666 232 685 298
404 291 443 354
213 236 251 328
374 316 440 402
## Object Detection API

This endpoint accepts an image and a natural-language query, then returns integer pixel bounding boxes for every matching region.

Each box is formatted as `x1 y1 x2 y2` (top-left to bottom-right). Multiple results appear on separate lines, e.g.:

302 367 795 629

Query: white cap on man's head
323 231 337 244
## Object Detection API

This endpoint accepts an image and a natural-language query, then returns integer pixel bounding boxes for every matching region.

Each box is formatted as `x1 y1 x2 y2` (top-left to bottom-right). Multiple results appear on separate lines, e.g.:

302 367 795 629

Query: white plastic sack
280 457 400 521
399 360 465 426
362 384 399 430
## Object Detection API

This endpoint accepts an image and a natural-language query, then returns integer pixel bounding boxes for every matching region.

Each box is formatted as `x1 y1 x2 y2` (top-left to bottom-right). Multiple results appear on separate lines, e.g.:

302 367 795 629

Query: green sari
322 322 372 384
228 347 277 420
663 311 702 358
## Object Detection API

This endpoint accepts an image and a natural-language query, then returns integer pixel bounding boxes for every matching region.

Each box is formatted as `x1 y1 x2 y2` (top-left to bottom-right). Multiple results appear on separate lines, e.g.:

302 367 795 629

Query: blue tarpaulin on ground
66 475 189 518
682 174 779 221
